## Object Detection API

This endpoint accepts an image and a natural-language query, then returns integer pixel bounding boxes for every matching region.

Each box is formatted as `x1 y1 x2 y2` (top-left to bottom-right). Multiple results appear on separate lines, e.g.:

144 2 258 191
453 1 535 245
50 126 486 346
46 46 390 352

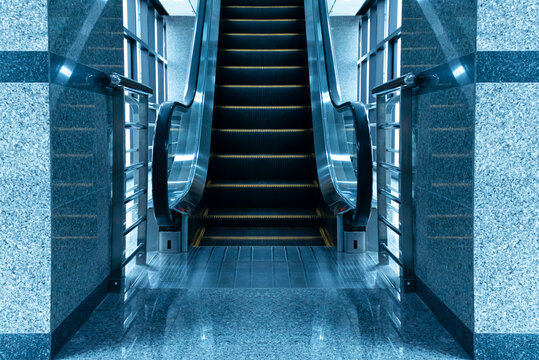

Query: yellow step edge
220 48 305 52
215 105 309 109
319 227 334 247
222 19 304 21
205 214 319 219
222 5 303 8
216 84 306 88
203 236 322 240
207 182 317 188
211 154 313 159
191 227 206 247
212 128 312 132
218 66 307 69
222 32 304 35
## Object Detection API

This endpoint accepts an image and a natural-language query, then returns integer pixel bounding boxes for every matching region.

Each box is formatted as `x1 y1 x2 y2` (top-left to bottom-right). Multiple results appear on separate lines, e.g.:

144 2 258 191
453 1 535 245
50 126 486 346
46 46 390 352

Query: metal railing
372 73 416 293
109 73 153 293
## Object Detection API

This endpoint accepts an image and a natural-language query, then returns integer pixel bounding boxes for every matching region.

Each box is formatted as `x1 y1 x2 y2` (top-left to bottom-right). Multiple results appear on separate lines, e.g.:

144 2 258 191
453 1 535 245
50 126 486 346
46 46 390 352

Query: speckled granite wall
402 0 539 357
402 1 477 351
0 0 48 51
472 1 539 357
48 0 122 355
477 0 538 52
1 0 122 358
0 84 52 360
474 83 539 334
0 1 52 359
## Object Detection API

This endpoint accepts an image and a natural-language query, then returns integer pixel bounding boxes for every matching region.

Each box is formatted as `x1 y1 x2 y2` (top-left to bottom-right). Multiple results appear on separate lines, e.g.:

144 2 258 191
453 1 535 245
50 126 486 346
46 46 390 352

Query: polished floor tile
55 247 470 359
143 247 384 289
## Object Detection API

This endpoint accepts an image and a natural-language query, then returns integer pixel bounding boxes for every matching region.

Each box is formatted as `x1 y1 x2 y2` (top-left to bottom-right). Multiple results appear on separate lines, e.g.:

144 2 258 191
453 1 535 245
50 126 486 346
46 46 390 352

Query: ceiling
328 0 367 16
160 0 366 16
160 0 197 15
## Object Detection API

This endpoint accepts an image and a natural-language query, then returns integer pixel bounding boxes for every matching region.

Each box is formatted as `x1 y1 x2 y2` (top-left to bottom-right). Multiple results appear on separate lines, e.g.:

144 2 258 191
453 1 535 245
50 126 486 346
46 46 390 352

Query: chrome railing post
137 94 149 266
375 94 389 266
108 73 153 293
110 86 127 292
400 87 415 292
372 73 416 293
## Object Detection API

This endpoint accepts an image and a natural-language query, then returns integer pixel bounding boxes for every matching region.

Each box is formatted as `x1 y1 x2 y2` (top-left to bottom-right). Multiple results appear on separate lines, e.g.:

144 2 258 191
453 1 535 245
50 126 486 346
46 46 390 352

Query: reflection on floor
56 247 469 359
145 246 383 289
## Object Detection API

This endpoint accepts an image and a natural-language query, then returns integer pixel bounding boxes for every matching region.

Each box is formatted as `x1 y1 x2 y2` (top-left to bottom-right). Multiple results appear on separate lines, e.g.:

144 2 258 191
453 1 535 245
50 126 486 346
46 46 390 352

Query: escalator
203 0 325 246
153 0 372 249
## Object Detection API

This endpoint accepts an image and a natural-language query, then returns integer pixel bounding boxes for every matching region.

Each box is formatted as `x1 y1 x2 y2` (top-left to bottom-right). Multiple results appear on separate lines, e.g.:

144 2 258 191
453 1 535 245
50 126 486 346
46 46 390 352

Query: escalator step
222 0 304 6
211 128 314 154
198 227 326 246
219 19 305 33
213 105 312 129
221 6 304 20
217 49 307 66
198 0 327 247
206 181 320 208
216 66 308 85
208 154 315 180
215 85 309 106
219 33 306 49
203 208 321 227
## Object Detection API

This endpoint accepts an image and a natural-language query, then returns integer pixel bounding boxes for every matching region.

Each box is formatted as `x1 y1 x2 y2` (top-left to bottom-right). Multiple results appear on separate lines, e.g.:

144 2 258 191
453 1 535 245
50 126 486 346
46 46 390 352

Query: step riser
206 187 319 208
217 50 307 66
215 87 309 106
220 20 305 33
211 131 314 154
209 157 315 180
219 35 306 49
216 67 308 85
198 238 325 246
213 107 312 129
221 7 304 19
203 217 320 227
222 0 303 6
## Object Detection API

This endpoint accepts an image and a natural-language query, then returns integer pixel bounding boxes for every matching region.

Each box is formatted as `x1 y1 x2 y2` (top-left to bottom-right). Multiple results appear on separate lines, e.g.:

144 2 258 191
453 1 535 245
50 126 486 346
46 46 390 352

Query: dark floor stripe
0 51 49 82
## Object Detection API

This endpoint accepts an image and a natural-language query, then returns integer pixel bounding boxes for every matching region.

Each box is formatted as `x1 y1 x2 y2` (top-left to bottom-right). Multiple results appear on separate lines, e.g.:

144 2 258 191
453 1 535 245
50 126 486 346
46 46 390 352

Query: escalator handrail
152 0 209 228
318 0 373 228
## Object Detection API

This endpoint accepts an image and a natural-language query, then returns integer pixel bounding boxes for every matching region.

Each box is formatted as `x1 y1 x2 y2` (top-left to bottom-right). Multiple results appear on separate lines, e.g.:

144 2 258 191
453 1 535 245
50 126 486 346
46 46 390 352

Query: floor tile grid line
216 246 236 286
167 249 199 287
234 247 251 288
289 246 308 287
198 247 220 288
205 246 227 287
311 247 340 287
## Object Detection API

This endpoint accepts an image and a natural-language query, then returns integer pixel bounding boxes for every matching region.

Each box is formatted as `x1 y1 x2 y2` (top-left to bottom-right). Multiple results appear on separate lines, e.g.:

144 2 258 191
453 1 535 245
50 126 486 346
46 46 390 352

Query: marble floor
55 247 470 359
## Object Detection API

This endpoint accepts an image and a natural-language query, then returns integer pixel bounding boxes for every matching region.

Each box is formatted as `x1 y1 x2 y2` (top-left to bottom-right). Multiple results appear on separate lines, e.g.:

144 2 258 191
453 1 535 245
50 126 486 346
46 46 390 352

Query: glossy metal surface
152 0 220 225
305 0 371 218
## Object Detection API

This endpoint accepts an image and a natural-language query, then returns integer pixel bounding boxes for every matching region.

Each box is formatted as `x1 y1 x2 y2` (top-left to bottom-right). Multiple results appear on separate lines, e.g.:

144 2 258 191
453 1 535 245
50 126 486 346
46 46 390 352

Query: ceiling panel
160 0 197 16
329 0 367 16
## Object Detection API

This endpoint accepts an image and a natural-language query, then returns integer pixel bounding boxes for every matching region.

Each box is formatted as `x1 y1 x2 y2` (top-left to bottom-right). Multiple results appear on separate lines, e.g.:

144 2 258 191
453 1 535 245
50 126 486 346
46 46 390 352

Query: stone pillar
402 0 538 358
0 0 122 358
473 1 539 358
0 1 51 358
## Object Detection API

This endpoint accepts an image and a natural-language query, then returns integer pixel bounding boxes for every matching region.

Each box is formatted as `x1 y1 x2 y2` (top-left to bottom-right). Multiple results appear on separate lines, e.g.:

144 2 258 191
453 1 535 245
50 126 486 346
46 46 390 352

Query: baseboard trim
415 276 474 357
51 275 110 357
0 333 50 360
